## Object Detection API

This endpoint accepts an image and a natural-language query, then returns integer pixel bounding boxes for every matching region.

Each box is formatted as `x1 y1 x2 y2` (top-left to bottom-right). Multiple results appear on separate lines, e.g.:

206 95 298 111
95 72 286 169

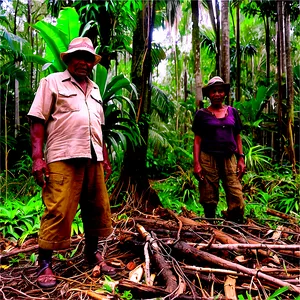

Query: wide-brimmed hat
60 37 101 65
202 76 230 97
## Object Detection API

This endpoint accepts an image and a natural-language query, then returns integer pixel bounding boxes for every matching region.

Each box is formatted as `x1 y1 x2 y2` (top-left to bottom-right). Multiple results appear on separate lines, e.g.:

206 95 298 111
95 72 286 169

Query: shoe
87 251 117 277
37 259 57 289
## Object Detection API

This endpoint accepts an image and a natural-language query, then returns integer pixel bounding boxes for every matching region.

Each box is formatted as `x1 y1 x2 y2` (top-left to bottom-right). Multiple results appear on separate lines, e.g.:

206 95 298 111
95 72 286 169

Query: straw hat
202 76 230 97
60 37 101 65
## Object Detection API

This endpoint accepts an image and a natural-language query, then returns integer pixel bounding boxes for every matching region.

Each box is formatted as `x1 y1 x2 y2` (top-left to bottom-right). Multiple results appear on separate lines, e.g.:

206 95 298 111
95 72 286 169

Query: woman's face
208 85 226 106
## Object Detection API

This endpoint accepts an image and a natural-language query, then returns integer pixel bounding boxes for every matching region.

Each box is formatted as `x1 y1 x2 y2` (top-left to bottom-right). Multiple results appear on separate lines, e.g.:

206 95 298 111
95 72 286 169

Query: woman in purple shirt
192 76 246 223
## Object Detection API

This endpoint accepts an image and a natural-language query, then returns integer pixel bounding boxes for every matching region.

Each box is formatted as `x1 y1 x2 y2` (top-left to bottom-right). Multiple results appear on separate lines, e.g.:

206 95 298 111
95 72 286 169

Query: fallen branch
266 209 299 224
136 224 178 293
0 245 39 259
173 241 300 294
189 243 300 251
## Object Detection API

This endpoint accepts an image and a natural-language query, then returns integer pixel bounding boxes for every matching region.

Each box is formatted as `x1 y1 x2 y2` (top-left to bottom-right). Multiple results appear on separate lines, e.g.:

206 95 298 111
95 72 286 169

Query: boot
226 207 244 224
84 235 99 264
202 204 217 223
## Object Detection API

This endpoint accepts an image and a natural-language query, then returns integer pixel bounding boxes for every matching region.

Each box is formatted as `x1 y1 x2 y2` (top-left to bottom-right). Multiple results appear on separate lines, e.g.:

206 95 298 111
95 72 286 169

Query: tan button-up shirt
28 70 105 163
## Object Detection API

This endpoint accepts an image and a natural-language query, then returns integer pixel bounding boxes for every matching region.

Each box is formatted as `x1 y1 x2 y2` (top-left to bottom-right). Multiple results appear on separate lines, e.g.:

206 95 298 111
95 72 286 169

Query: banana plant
31 7 80 73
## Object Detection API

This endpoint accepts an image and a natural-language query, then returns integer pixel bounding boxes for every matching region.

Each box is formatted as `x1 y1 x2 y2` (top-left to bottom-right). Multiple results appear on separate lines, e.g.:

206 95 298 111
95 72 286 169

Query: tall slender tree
191 0 203 108
206 0 221 74
235 1 241 102
276 0 284 159
284 1 296 172
221 0 230 104
13 0 20 138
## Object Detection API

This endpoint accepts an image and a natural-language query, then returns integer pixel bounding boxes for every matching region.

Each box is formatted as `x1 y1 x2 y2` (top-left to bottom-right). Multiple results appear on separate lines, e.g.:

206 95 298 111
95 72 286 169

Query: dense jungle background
0 0 299 299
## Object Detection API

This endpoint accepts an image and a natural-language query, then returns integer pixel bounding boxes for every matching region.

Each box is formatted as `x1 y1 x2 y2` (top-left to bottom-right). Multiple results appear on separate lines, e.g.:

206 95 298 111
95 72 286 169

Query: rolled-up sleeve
28 78 56 122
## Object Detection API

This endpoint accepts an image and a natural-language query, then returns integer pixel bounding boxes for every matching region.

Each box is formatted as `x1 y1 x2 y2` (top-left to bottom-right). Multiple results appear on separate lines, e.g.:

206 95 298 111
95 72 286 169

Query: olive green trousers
198 152 245 218
38 159 113 250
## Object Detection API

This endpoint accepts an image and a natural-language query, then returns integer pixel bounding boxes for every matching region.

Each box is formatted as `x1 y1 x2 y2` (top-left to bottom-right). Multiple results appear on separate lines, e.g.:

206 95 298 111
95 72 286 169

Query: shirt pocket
57 90 80 112
90 90 102 105
89 91 104 123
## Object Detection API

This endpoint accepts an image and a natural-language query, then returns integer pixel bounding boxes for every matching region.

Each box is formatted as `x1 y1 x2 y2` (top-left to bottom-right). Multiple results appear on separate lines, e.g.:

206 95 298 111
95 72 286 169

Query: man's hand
102 160 112 181
32 158 49 188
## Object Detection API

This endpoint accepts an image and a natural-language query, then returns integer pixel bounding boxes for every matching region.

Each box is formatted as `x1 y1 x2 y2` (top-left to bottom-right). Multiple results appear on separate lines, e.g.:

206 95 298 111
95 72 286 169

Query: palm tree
241 0 277 85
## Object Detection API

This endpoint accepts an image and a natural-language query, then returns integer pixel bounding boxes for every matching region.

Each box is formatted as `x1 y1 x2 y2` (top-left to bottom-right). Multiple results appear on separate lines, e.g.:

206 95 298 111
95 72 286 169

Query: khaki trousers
38 159 113 250
198 152 245 216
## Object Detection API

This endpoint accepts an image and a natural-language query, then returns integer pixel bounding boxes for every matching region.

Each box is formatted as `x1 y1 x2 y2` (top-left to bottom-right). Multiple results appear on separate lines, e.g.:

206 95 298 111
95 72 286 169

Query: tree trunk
207 0 220 75
284 1 296 173
235 3 241 102
265 16 270 85
221 0 230 105
215 0 221 75
276 0 284 161
14 0 20 138
112 0 160 210
191 0 203 108
27 0 33 90
14 78 20 138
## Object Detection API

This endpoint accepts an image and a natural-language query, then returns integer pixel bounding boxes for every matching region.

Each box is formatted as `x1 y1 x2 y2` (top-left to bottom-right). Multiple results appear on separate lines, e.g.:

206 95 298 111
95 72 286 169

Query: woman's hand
194 162 204 181
237 157 246 180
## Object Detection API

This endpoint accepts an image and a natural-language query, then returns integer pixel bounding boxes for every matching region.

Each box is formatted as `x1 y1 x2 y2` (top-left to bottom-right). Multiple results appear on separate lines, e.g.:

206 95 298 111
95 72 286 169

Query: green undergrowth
152 164 300 224
0 160 299 244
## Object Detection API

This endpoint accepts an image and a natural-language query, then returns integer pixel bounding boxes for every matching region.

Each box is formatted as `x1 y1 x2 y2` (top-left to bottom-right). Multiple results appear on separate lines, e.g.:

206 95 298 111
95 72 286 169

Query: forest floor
1 205 300 300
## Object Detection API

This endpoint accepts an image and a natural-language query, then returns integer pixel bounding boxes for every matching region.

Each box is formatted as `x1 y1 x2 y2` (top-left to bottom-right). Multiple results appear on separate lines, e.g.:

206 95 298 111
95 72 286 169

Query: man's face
67 51 95 81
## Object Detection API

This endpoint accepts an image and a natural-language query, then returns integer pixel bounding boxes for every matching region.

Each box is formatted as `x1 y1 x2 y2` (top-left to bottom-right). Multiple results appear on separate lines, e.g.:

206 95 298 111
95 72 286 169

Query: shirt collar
61 69 99 90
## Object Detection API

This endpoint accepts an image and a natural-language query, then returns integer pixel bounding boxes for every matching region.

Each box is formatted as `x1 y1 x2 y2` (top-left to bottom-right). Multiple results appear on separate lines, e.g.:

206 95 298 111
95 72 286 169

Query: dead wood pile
0 207 299 299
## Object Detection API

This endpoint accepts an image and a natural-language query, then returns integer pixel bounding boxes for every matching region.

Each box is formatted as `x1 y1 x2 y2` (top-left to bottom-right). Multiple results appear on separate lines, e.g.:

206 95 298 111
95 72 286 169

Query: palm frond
152 43 166 69
151 85 174 121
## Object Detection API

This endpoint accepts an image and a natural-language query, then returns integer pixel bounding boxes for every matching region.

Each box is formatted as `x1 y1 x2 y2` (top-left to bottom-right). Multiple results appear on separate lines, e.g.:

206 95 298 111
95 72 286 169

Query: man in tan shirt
28 37 116 289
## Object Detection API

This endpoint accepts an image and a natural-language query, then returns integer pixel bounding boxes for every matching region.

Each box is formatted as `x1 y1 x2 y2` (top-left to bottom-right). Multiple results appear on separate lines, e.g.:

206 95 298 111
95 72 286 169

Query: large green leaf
32 8 81 73
104 76 137 100
94 63 108 97
56 7 81 42
32 21 67 72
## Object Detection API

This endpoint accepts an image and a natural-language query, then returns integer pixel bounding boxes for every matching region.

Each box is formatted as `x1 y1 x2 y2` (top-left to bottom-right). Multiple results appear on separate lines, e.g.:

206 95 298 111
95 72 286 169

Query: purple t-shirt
192 106 243 157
